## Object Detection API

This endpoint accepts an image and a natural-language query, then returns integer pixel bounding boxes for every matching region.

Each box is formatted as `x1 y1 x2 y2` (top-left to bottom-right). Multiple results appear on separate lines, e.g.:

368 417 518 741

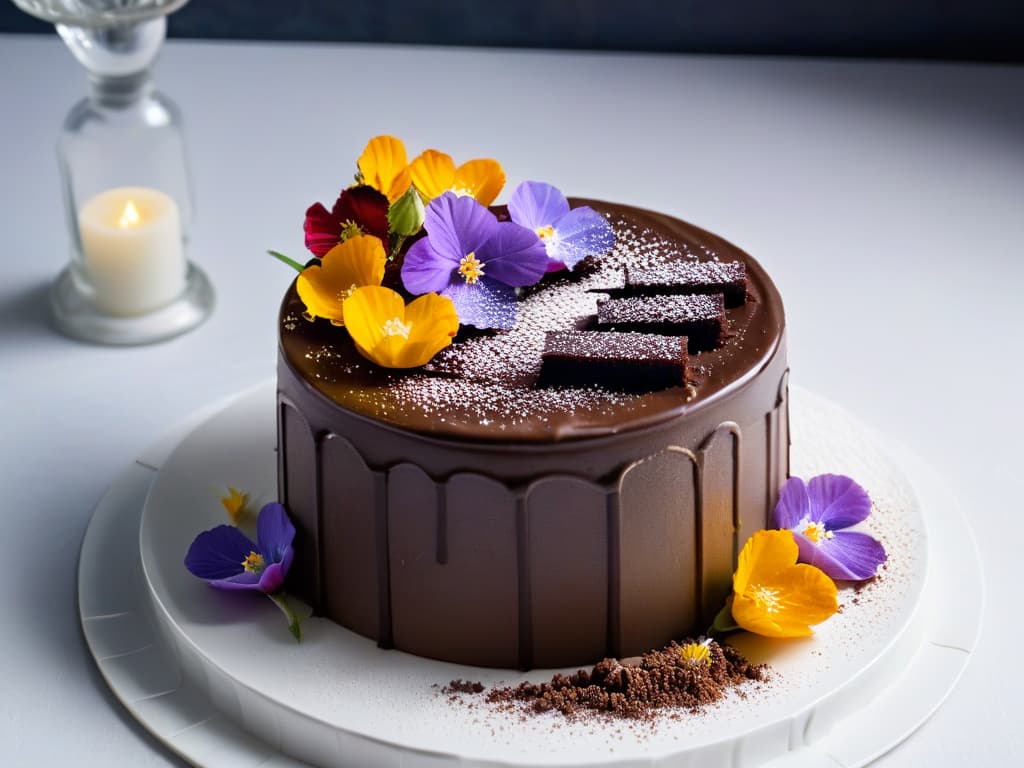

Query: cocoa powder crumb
478 640 766 721
444 679 485 694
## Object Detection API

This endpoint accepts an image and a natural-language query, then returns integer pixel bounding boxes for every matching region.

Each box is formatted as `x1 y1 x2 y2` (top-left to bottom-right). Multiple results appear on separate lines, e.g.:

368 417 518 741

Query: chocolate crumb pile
472 640 766 721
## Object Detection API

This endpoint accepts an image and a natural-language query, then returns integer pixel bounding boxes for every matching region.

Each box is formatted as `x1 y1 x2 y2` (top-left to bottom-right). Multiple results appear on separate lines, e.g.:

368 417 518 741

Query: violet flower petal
771 476 811 530
184 525 256 581
807 474 872 529
208 571 262 591
401 237 455 295
507 180 570 231
443 279 517 330
550 206 615 270
475 221 549 288
256 502 295 564
257 559 289 594
424 191 497 263
794 530 887 581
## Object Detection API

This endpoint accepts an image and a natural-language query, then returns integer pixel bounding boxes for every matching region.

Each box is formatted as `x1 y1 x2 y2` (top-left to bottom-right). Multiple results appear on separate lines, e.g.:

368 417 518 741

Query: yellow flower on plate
357 135 412 203
343 285 459 368
296 234 387 326
680 638 713 667
221 486 251 525
409 149 506 206
731 529 838 638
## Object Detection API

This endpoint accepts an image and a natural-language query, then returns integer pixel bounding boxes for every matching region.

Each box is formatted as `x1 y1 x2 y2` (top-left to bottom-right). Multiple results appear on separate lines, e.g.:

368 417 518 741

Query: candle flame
118 200 141 229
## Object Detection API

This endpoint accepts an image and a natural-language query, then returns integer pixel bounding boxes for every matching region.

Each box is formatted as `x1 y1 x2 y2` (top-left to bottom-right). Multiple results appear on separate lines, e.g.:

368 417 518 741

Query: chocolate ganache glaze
278 200 789 669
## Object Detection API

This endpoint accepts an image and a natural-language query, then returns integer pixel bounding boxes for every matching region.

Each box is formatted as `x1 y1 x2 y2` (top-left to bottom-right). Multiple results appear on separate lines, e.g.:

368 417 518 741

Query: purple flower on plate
771 474 887 581
507 181 615 272
185 502 302 639
401 191 548 329
185 502 295 593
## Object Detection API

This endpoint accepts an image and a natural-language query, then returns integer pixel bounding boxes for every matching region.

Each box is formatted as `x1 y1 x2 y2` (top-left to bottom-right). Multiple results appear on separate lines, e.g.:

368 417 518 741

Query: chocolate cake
277 200 788 669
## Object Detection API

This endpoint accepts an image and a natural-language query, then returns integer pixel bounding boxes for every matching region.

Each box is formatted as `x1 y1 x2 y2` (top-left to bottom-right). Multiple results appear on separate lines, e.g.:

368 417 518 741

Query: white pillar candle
78 186 186 317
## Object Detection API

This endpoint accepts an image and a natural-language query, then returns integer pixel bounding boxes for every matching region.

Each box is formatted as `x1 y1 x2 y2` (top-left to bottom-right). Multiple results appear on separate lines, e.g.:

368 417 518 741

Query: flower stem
267 250 306 272
388 234 407 262
267 592 302 641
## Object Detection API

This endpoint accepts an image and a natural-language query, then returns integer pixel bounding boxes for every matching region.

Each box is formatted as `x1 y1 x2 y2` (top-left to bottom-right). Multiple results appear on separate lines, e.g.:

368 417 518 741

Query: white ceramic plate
79 383 980 767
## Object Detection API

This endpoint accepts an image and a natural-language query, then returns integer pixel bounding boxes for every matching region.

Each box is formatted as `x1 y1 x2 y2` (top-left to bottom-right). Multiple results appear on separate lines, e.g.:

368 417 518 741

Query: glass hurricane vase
12 0 213 344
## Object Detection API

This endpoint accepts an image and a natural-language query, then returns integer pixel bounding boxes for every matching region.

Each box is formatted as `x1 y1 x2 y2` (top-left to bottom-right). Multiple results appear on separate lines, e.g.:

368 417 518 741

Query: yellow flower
221 487 250 524
732 530 837 638
679 639 712 666
296 234 387 326
409 149 505 206
342 285 459 368
357 135 412 203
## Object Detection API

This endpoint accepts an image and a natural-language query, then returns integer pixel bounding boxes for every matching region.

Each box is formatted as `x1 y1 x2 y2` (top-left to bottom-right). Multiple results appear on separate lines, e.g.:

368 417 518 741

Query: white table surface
0 33 1020 767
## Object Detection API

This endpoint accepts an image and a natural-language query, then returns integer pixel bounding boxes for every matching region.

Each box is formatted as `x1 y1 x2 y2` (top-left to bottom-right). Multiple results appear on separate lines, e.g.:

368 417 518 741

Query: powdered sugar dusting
350 219 710 425
280 207 770 437
432 220 699 378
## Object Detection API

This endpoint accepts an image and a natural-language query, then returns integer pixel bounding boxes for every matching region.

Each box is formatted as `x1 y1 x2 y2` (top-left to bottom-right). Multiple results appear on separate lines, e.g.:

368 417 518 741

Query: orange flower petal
343 285 406 360
296 235 387 325
401 292 460 365
733 529 798 595
453 158 505 206
409 149 456 201
731 530 838 638
357 135 412 203
342 286 458 368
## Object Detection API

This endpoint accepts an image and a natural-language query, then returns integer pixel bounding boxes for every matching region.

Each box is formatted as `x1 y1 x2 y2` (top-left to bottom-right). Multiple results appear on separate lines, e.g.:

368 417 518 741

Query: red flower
304 185 390 257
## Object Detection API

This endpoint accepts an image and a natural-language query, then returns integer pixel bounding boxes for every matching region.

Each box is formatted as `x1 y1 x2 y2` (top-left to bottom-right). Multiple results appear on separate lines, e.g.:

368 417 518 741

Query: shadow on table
0 280 64 346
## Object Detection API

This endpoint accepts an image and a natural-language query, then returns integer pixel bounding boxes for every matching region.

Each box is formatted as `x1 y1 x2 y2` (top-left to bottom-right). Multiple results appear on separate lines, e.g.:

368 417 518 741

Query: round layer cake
277 200 788 670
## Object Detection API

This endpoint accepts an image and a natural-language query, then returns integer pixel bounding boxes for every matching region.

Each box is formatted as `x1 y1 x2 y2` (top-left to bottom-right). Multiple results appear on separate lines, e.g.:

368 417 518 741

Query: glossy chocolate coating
278 201 788 669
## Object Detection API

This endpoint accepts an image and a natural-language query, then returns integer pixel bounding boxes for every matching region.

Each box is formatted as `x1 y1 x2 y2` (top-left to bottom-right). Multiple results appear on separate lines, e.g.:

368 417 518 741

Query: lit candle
78 186 186 316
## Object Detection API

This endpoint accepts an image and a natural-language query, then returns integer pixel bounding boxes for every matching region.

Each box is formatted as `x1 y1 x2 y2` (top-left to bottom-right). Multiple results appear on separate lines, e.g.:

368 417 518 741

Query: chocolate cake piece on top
539 331 687 390
624 259 747 307
596 293 726 353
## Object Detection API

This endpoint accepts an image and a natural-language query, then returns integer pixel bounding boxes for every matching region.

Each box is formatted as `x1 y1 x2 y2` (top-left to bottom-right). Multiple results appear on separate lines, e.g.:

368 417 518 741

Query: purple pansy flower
507 181 615 272
401 191 548 329
772 474 887 581
185 502 295 594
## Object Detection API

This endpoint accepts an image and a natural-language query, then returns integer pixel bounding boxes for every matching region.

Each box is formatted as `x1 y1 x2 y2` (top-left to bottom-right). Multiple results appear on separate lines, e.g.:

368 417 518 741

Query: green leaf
708 595 740 636
267 250 306 273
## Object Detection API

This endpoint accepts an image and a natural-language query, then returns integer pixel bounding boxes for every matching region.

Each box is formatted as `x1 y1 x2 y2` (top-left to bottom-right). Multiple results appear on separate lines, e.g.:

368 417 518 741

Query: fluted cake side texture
277 200 789 669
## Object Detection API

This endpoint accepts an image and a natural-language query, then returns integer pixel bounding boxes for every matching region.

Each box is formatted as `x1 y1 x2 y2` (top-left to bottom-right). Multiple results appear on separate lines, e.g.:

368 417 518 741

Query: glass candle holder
13 0 213 344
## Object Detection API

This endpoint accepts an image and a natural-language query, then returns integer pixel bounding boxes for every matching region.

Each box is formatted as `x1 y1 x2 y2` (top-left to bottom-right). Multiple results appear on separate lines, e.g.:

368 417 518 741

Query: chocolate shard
596 293 725 353
627 259 746 307
539 331 687 391
594 260 747 307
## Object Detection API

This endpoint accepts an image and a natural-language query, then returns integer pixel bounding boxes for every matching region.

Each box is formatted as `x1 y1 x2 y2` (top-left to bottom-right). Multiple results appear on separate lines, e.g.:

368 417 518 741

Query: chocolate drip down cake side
277 199 788 670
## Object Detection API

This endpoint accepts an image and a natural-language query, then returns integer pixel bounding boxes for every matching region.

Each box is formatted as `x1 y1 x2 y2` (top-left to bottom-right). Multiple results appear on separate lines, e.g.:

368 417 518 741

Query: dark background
2 0 1024 62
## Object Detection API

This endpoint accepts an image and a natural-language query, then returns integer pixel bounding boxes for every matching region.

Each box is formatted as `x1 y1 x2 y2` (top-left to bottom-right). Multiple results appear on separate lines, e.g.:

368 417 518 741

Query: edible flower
388 185 426 238
401 192 549 329
303 185 390 257
772 474 887 581
410 149 505 206
507 181 615 272
184 502 302 640
220 486 251 525
357 135 412 203
296 234 387 325
343 285 459 368
680 638 713 667
729 530 838 638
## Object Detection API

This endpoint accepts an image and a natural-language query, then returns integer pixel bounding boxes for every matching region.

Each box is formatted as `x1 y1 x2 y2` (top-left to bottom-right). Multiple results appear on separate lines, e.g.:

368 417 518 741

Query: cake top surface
279 200 784 442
